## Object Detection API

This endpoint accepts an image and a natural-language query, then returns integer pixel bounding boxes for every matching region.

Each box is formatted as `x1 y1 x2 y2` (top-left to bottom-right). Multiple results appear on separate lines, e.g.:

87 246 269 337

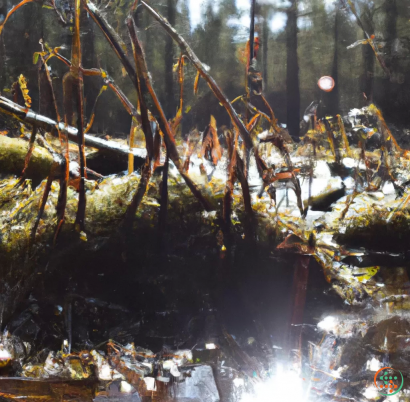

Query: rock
171 365 220 402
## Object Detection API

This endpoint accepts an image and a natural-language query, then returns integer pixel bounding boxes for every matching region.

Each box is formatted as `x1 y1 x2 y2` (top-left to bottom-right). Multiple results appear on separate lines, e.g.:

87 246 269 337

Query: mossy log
0 135 147 183
0 135 55 183
0 171 244 325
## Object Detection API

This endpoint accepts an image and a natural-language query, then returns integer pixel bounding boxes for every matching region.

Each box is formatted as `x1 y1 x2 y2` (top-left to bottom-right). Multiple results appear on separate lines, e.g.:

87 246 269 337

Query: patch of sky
189 0 288 35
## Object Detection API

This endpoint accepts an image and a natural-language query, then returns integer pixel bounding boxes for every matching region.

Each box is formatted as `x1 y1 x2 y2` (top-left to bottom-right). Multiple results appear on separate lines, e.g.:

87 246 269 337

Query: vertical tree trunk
329 9 339 115
360 9 375 103
249 0 256 65
0 0 10 91
286 0 300 140
385 0 397 41
81 10 97 124
361 34 374 102
384 0 397 77
164 0 176 118
262 7 269 88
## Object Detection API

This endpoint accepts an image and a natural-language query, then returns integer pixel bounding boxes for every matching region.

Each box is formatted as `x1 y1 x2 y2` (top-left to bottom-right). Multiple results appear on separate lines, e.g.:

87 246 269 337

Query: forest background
0 0 408 140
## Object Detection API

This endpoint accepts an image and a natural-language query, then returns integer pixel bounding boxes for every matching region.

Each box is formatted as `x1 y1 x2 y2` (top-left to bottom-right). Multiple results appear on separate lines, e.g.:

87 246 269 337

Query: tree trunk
361 33 374 102
360 10 375 103
164 0 176 118
286 0 300 140
329 9 339 115
384 0 397 77
0 0 10 92
262 8 269 88
385 0 397 41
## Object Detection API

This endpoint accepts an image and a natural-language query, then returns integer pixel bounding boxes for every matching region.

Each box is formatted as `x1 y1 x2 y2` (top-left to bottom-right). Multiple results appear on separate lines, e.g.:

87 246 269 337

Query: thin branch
30 162 60 247
50 0 68 26
122 156 152 233
126 16 212 211
48 52 141 124
127 17 154 159
343 0 390 77
120 14 156 231
84 0 139 89
223 129 238 229
139 1 256 161
39 51 70 244
20 125 38 179
0 0 35 36
71 0 87 231
84 84 108 133
236 154 253 218
249 0 256 68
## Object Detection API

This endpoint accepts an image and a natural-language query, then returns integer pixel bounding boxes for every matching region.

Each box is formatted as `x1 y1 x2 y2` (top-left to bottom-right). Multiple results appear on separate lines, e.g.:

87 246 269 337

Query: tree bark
385 0 397 41
262 8 269 88
286 0 300 140
329 8 339 115
164 0 176 118
362 33 374 102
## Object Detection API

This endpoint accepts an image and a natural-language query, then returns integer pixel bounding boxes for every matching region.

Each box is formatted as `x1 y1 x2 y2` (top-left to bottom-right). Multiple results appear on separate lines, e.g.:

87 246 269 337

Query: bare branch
139 1 256 158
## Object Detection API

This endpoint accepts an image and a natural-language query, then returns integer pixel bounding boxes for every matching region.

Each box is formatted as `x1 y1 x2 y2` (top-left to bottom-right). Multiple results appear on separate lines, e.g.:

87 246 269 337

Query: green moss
0 136 54 182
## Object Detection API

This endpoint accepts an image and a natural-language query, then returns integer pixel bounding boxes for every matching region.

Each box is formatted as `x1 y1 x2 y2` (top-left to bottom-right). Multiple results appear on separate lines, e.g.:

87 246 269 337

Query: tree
261 5 270 89
286 0 300 139
164 0 176 118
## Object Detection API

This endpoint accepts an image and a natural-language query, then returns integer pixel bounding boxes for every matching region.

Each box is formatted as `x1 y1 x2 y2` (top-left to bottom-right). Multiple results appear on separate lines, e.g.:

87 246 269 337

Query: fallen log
0 378 97 401
0 135 138 182
0 97 147 160
0 135 54 183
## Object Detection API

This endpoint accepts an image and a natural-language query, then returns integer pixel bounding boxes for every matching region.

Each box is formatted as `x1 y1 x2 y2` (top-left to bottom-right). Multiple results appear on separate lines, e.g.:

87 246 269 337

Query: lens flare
240 363 307 402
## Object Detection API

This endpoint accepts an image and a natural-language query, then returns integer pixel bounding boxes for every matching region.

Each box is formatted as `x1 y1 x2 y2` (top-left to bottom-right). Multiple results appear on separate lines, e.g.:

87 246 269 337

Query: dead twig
0 0 35 36
30 161 61 247
85 2 211 210
121 15 156 232
342 0 390 77
123 156 152 233
139 1 261 174
38 50 70 244
127 17 154 159
20 125 38 179
84 0 139 90
126 16 212 211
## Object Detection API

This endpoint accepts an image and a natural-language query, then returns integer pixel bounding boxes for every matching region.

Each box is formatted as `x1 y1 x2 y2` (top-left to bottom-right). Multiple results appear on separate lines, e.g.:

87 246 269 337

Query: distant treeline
0 0 409 137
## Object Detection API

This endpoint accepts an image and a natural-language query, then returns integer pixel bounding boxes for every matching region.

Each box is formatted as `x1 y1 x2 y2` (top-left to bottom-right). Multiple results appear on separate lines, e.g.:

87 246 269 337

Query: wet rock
170 365 219 402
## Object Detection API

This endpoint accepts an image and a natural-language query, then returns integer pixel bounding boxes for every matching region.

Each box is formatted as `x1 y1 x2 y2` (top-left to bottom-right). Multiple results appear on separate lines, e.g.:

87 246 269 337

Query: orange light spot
318 76 335 92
